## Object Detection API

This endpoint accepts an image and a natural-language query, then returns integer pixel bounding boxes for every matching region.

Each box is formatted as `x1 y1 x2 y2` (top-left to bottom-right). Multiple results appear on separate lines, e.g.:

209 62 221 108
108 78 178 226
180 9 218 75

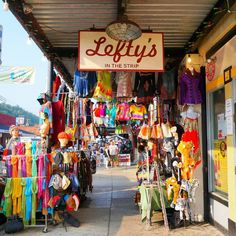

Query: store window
210 87 228 197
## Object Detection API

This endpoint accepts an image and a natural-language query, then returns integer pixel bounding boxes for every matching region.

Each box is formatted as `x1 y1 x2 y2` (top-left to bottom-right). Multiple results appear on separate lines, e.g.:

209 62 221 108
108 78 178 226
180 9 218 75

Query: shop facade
2 0 236 234
199 18 236 233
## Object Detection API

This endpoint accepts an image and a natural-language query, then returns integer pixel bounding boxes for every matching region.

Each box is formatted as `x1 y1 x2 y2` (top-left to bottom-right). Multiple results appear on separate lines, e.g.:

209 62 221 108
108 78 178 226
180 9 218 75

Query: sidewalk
3 166 226 236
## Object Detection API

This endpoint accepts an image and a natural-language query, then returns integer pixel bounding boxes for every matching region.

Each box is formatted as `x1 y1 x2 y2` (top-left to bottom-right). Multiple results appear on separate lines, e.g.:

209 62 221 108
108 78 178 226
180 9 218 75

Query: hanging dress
93 71 112 101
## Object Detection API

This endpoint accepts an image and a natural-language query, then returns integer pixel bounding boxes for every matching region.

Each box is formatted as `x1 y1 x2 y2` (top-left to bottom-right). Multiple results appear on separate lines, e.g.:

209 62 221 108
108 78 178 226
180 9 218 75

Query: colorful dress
93 71 112 101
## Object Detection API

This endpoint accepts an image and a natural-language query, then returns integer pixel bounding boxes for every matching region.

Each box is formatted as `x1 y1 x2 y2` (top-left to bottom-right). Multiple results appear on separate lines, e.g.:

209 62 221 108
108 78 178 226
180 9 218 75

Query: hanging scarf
21 178 27 224
18 156 22 178
26 155 32 177
3 178 12 217
12 178 22 215
25 178 32 222
31 177 38 225
25 142 32 156
21 156 27 177
31 141 37 155
11 156 18 178
15 142 25 155
6 156 12 178
32 155 38 177
37 154 44 199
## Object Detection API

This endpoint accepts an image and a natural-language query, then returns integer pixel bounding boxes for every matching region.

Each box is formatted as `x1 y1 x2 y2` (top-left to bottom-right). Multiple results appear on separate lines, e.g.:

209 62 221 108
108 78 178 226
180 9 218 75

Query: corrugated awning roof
5 0 236 85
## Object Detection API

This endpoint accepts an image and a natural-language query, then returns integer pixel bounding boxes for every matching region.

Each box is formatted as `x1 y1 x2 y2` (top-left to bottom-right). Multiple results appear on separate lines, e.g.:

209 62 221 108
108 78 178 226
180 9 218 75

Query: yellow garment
25 142 32 156
12 178 22 215
65 125 77 142
26 155 32 177
130 104 148 120
93 71 112 101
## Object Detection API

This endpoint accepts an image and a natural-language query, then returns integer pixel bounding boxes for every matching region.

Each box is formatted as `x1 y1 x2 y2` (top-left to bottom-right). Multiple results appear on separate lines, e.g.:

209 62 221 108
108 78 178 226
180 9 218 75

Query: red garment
52 100 65 143
52 76 61 95
181 130 199 154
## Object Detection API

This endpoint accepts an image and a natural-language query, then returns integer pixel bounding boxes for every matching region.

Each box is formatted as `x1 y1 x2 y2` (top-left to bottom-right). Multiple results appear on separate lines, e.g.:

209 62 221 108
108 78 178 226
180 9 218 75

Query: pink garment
15 142 25 155
116 72 133 98
116 103 130 121
100 104 106 117
37 154 44 199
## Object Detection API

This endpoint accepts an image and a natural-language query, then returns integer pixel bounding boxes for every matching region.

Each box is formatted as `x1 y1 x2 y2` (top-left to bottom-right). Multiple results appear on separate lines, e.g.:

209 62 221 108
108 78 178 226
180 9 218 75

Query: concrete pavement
1 166 226 236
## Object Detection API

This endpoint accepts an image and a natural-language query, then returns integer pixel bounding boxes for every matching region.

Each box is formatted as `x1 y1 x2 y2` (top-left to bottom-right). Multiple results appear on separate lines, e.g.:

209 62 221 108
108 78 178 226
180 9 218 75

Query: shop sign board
78 31 164 71
118 154 131 166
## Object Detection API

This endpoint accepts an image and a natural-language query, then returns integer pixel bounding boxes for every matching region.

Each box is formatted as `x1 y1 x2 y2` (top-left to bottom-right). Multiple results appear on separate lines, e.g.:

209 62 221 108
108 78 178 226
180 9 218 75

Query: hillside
0 103 39 126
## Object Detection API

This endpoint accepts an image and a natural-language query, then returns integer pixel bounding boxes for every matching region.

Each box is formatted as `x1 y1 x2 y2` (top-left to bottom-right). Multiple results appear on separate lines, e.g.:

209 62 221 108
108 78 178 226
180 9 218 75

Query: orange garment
151 124 163 139
71 152 79 163
152 143 158 159
138 124 150 140
11 156 18 178
26 156 32 177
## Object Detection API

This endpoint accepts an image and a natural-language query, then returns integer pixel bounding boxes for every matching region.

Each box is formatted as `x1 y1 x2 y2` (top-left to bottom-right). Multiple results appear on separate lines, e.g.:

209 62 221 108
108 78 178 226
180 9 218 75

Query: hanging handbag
4 216 24 234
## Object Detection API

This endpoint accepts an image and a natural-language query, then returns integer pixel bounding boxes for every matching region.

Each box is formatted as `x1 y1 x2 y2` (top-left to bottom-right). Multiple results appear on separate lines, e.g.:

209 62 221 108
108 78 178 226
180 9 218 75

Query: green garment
21 178 27 225
140 184 171 222
32 155 38 177
3 178 12 217
31 177 38 225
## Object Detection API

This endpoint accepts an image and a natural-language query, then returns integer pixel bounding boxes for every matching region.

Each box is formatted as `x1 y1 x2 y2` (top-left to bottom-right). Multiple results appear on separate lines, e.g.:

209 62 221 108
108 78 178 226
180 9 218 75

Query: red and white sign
118 154 131 166
78 31 164 71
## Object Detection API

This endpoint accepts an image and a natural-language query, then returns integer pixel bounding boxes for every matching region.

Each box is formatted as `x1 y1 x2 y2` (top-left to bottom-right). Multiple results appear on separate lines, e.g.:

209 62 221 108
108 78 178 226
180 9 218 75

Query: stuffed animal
165 176 180 206
177 141 195 180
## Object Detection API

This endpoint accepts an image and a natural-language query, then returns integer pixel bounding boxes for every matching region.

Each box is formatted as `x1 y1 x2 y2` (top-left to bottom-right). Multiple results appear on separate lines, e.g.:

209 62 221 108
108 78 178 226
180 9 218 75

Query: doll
5 125 20 155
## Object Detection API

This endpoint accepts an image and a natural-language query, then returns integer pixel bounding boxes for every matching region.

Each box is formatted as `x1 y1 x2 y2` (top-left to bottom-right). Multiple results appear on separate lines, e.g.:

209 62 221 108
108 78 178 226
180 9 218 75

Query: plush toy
177 141 195 180
165 176 180 206
188 179 199 203
175 190 190 221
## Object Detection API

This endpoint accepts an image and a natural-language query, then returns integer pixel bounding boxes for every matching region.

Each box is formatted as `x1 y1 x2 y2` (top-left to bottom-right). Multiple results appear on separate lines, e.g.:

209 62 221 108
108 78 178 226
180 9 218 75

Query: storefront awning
4 0 236 83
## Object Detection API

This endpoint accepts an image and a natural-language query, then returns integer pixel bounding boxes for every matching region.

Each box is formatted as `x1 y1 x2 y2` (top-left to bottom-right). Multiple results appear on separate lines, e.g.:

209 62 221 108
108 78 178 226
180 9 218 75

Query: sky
0 2 49 116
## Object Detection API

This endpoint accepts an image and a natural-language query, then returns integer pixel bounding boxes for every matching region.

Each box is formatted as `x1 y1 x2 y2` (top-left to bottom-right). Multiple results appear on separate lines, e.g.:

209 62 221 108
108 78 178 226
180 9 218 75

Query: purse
4 216 24 234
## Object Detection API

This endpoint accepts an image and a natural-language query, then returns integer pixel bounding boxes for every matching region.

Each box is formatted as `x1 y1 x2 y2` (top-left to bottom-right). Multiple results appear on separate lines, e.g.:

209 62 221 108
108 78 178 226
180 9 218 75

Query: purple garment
21 156 27 177
6 156 12 177
179 69 203 105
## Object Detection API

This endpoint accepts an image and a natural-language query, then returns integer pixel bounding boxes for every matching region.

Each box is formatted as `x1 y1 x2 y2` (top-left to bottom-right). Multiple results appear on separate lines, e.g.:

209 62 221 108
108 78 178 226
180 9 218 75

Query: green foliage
0 103 39 126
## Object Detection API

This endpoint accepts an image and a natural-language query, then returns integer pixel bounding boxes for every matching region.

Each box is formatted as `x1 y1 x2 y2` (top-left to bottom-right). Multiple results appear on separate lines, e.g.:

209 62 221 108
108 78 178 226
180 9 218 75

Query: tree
0 103 39 125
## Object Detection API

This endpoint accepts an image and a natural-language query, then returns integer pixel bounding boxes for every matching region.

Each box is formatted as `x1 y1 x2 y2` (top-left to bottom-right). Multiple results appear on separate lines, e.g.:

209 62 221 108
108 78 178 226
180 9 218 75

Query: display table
139 184 171 223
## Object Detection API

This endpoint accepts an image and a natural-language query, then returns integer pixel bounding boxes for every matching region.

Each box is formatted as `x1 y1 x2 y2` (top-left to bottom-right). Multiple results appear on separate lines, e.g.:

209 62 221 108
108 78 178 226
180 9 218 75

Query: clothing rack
1 141 52 233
